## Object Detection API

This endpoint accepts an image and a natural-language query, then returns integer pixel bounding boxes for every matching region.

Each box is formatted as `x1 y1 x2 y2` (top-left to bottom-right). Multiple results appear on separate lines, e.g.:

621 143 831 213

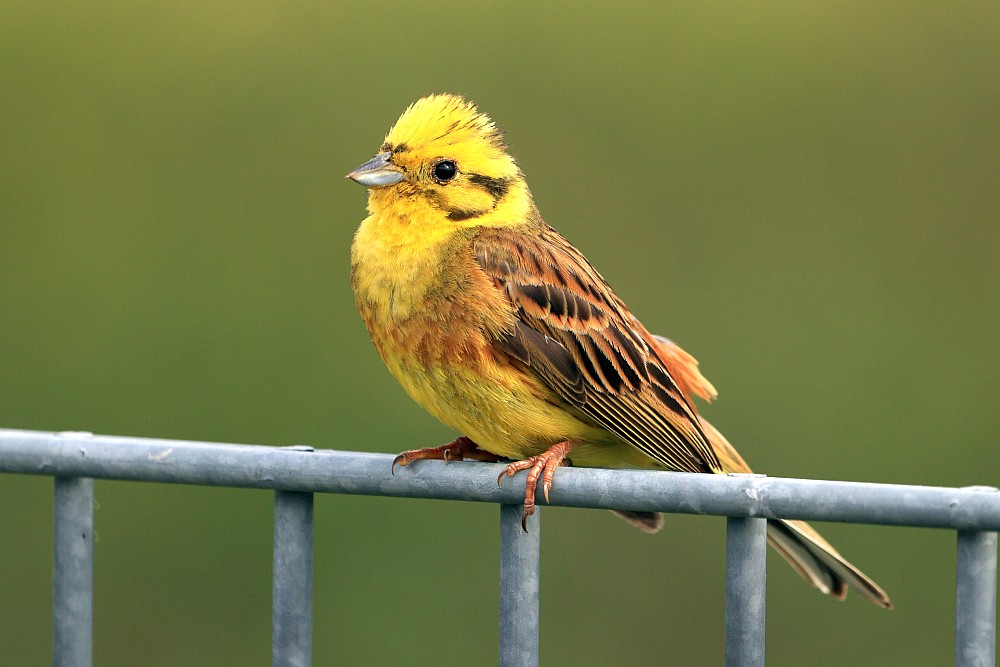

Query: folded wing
473 224 721 474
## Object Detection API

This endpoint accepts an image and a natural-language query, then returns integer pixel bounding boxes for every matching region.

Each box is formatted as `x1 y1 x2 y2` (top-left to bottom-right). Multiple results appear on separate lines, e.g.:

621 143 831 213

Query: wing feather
474 224 722 474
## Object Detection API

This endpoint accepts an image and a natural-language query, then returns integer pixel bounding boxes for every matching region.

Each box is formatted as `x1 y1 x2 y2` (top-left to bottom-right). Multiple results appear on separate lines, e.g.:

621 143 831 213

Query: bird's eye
432 160 458 183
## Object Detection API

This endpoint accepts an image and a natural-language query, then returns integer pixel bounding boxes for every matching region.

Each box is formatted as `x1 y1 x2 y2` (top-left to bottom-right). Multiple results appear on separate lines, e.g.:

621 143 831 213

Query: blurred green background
2 2 998 665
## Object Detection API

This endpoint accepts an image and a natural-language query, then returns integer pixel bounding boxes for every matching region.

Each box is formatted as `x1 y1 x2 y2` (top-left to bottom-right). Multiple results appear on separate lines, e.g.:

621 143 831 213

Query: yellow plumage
348 93 892 608
351 95 609 463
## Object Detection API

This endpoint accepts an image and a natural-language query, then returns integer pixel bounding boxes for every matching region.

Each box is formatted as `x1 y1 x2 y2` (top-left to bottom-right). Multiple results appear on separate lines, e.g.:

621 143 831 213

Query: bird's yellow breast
350 211 609 460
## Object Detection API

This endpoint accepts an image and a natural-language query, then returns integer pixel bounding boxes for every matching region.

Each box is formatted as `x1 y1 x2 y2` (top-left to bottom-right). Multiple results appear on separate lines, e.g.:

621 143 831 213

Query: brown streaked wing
473 224 722 474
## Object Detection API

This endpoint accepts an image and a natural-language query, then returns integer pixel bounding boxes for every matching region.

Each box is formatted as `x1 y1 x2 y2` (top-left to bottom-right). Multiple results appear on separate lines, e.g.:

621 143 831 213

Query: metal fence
1 428 997 667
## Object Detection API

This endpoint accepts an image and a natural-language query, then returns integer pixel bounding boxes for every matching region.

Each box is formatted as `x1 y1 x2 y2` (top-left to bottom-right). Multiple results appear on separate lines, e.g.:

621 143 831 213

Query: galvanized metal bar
955 530 997 667
725 516 767 667
53 477 93 667
2 429 1000 531
272 490 314 667
498 504 540 667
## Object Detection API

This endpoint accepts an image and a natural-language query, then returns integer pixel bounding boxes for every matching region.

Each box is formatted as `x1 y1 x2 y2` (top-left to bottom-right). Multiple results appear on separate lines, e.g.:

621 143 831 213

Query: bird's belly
378 349 658 470
383 352 591 460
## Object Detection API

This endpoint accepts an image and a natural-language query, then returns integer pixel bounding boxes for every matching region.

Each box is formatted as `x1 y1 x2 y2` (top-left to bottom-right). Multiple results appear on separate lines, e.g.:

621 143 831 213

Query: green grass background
2 2 998 665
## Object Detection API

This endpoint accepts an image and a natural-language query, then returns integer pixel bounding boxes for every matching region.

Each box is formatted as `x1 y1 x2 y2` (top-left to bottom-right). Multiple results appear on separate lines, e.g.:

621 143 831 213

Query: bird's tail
610 490 892 607
699 416 893 609
766 516 893 608
624 335 892 607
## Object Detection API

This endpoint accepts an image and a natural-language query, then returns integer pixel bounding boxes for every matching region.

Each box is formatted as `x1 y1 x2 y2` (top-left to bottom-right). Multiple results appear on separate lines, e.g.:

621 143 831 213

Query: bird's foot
497 440 577 531
391 436 500 475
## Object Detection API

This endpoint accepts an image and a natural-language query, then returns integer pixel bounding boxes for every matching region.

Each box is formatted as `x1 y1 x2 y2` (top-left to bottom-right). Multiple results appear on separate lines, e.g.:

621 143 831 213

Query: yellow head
347 94 532 226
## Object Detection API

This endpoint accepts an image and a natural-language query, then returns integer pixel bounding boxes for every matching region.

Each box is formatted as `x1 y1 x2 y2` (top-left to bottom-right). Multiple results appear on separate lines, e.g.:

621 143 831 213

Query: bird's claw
497 441 576 532
390 453 410 476
392 436 496 477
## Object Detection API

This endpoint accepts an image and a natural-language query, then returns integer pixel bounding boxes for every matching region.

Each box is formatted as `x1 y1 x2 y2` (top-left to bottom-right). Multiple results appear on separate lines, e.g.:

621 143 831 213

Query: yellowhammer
347 93 892 608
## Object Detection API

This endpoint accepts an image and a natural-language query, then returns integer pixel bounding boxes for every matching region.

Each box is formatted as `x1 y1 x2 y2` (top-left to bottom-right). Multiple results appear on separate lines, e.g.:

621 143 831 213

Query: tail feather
631 335 892 608
769 519 893 608
704 416 893 607
765 522 843 597
610 510 665 533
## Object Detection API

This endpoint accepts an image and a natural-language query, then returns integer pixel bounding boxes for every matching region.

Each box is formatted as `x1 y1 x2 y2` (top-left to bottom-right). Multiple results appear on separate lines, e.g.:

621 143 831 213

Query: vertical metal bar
53 477 94 667
272 491 314 667
956 530 997 667
498 505 540 667
725 517 767 667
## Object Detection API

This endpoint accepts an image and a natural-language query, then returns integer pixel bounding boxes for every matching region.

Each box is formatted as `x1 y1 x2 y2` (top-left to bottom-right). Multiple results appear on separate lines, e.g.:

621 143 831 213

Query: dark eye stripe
440 175 513 221
468 174 511 200
446 208 488 221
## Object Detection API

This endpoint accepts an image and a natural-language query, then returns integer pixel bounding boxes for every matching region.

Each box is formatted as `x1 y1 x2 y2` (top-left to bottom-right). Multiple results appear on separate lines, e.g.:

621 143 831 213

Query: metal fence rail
1 428 997 666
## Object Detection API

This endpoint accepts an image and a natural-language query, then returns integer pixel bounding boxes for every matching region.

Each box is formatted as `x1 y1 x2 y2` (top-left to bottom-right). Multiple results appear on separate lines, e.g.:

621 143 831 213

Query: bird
346 93 892 608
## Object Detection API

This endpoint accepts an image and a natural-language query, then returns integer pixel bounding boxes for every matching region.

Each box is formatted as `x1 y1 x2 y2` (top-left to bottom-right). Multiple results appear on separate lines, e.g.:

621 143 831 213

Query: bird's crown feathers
383 94 518 179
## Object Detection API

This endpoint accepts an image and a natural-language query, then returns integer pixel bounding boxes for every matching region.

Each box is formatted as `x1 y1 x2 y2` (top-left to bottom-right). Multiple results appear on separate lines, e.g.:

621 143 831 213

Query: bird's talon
520 502 535 531
391 437 488 476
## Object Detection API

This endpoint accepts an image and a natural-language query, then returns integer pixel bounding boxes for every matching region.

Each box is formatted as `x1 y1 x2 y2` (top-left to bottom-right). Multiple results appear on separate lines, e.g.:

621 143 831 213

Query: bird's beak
346 152 404 188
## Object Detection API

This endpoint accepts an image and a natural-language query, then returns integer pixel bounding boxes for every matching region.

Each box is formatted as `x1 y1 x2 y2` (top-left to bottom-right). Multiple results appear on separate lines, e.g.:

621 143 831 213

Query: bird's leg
497 440 577 530
391 436 501 475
